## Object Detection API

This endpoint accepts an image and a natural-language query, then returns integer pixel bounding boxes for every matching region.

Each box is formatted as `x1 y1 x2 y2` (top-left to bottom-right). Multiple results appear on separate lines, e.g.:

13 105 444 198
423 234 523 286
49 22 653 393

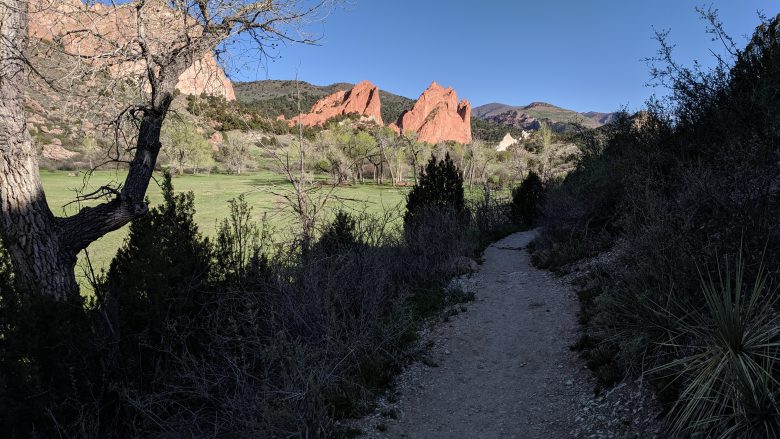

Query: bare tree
276 77 332 245
0 0 336 299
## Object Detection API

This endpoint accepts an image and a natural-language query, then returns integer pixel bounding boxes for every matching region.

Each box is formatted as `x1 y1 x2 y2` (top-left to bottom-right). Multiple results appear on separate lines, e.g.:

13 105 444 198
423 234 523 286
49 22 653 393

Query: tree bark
0 0 74 298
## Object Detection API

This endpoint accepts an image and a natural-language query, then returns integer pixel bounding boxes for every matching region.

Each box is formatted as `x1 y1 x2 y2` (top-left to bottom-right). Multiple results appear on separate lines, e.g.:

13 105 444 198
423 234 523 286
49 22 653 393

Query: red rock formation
289 80 383 127
28 0 235 100
394 82 472 144
208 132 222 152
41 139 76 161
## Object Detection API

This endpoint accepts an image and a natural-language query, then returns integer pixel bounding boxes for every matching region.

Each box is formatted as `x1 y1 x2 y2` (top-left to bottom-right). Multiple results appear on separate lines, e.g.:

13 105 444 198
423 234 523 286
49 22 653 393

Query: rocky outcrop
285 80 383 126
391 82 472 144
496 131 531 152
486 110 541 131
496 133 517 152
28 0 235 100
41 139 76 161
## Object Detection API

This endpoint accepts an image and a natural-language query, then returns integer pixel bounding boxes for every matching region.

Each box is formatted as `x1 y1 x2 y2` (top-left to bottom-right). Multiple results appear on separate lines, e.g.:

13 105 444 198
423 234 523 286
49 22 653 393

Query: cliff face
391 82 472 144
28 0 235 100
286 80 383 126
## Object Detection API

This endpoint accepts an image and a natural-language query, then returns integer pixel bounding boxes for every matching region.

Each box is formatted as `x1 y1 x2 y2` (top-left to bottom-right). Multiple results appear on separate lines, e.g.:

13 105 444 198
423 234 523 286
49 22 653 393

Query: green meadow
40 169 410 279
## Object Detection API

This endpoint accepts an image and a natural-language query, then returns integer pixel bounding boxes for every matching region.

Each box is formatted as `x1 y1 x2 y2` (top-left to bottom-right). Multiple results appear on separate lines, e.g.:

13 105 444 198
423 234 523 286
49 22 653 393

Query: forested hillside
234 79 416 124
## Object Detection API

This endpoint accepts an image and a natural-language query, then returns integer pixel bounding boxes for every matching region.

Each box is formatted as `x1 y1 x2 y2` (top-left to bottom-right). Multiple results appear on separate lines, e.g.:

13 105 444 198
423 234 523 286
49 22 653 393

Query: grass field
40 169 410 282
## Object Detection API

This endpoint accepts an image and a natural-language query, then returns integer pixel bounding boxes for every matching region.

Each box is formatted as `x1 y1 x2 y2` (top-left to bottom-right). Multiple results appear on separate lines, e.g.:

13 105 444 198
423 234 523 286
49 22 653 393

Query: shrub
510 171 544 228
103 172 211 317
0 272 98 437
313 210 360 254
651 258 780 437
403 152 467 231
212 195 266 285
0 165 521 436
528 12 780 438
472 186 517 251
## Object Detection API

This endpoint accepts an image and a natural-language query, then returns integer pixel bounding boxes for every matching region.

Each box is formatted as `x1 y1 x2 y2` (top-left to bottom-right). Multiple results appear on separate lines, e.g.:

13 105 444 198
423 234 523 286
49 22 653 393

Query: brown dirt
351 230 665 438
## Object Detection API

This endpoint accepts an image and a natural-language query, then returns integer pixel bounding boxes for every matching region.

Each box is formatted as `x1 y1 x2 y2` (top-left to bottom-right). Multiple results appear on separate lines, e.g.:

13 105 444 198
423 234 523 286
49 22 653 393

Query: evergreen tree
404 152 467 230
314 211 360 255
103 172 211 337
510 171 544 227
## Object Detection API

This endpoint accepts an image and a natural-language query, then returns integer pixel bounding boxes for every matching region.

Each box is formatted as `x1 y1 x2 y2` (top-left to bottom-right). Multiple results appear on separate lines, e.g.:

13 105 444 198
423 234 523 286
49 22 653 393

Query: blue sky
230 1 775 112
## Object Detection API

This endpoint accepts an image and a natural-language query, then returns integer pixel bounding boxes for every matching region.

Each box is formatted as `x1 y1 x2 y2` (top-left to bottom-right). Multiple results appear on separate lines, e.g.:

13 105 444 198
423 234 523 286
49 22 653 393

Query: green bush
104 172 211 315
403 152 467 231
212 195 266 285
313 210 360 254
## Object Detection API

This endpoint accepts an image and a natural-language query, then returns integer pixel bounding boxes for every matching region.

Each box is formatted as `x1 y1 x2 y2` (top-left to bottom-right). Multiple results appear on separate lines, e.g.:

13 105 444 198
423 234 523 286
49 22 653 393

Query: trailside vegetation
0 167 515 436
531 12 780 437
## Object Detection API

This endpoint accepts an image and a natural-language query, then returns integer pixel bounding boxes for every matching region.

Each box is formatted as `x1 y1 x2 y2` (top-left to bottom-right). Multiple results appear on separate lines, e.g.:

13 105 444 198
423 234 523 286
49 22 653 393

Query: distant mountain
472 103 518 119
473 102 617 132
234 80 415 126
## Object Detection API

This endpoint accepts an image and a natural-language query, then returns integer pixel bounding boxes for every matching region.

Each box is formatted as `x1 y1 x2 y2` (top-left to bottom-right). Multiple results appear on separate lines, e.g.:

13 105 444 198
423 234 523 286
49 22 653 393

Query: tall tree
0 0 335 299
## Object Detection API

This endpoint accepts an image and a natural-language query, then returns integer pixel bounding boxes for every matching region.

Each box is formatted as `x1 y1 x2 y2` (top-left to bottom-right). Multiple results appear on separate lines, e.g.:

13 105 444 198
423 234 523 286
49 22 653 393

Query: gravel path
355 230 597 438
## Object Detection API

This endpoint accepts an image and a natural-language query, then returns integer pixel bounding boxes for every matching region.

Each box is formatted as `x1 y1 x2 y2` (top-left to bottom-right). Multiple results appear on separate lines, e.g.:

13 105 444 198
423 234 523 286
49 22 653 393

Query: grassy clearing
40 169 410 279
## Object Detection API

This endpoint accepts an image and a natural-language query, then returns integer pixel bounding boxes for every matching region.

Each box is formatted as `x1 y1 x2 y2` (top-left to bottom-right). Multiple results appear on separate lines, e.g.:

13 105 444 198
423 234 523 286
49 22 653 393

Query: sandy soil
354 230 597 438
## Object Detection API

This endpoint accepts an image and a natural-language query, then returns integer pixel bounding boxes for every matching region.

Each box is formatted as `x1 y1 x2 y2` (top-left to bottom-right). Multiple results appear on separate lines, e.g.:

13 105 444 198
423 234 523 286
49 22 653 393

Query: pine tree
510 171 544 227
403 152 467 230
104 172 211 335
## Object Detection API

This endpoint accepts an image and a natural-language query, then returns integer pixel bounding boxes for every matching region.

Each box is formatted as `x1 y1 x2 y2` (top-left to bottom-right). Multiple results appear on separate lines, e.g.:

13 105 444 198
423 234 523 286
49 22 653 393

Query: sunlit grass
40 169 410 279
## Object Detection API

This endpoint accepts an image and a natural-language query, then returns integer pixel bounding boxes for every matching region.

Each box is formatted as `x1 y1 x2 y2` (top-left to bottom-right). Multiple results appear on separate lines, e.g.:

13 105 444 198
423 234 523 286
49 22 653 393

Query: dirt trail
357 230 595 438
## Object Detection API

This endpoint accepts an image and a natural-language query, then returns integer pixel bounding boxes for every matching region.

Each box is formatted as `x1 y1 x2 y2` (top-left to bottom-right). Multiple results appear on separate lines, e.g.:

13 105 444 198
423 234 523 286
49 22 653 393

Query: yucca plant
652 256 780 438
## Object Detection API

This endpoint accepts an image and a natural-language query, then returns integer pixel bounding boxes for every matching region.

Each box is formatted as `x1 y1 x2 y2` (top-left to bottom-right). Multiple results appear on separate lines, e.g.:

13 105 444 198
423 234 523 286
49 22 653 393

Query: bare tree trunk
411 155 418 185
383 149 396 186
0 1 77 296
0 1 77 297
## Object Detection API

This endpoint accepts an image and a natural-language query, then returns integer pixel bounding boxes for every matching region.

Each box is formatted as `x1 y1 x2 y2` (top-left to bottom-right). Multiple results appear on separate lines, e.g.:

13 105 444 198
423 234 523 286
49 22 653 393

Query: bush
103 172 211 322
312 210 360 254
0 274 98 437
529 12 780 437
403 152 467 231
650 258 780 437
510 171 544 228
212 195 266 285
0 165 519 436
